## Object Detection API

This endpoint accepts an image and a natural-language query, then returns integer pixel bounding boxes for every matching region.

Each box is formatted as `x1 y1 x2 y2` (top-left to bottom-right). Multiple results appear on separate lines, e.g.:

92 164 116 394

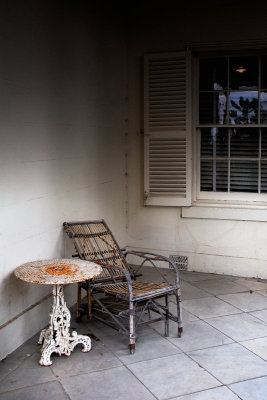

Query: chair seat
95 281 176 299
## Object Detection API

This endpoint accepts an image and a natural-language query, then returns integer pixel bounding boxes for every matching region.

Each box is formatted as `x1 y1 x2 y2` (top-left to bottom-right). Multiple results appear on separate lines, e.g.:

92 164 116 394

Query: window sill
182 201 267 222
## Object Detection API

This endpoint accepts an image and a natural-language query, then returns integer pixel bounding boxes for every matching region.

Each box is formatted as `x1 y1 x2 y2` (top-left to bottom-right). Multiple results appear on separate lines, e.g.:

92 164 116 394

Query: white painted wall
0 2 127 359
126 2 267 279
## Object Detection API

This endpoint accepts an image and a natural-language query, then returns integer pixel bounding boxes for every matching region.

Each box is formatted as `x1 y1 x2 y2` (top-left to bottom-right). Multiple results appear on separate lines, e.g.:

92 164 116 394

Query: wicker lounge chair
63 219 182 353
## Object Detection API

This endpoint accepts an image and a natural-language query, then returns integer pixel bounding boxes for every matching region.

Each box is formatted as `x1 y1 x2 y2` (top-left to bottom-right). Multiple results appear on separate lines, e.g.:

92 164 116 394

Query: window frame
195 50 267 205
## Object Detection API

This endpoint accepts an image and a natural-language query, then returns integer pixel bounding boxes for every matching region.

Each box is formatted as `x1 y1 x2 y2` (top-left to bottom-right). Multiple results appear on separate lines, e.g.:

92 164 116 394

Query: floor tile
233 277 267 291
217 292 267 312
179 308 200 322
180 281 212 300
193 278 247 295
180 271 224 282
89 317 157 340
156 294 176 305
250 309 267 323
69 317 92 332
0 361 20 384
257 289 267 298
0 353 55 393
182 297 241 319
11 332 40 356
229 376 267 400
50 340 122 378
170 386 239 399
0 332 40 378
87 319 121 338
155 320 233 352
128 353 220 399
0 381 69 400
100 330 181 364
206 313 267 341
241 337 267 361
61 366 156 400
188 343 267 384
138 267 175 285
5 270 267 400
155 298 199 321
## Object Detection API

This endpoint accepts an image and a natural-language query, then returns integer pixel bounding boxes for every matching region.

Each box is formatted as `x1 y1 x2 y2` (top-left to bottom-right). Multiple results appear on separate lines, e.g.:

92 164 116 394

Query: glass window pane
261 161 267 193
201 128 228 157
262 128 267 158
201 160 213 191
230 161 258 192
229 56 258 90
199 92 227 124
230 128 259 158
199 58 227 91
229 91 258 124
216 161 228 191
261 56 267 90
260 92 267 123
200 160 228 192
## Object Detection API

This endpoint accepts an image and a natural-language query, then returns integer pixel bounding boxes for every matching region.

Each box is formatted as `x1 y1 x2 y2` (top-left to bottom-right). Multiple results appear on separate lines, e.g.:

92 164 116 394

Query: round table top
14 258 102 285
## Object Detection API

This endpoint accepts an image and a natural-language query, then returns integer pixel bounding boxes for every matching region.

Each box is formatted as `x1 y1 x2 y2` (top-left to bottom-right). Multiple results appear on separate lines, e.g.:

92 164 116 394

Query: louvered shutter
144 51 192 206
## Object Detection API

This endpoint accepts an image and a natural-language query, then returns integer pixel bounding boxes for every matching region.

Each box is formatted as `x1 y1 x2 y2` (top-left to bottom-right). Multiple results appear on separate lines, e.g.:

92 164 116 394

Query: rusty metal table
14 258 102 366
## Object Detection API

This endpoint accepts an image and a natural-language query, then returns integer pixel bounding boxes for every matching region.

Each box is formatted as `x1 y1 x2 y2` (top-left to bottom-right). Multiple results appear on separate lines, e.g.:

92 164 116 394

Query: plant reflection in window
229 92 258 124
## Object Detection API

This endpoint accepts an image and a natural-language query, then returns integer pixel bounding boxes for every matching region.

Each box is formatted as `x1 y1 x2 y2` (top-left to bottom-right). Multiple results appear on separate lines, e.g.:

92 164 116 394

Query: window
198 55 267 201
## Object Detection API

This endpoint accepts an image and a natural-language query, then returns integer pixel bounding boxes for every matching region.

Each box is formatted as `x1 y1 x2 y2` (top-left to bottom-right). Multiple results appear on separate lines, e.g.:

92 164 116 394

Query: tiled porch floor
2 270 267 399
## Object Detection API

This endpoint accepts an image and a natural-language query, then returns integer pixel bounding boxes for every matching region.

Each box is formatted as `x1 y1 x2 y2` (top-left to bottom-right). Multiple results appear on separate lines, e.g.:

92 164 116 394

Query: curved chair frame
63 219 182 353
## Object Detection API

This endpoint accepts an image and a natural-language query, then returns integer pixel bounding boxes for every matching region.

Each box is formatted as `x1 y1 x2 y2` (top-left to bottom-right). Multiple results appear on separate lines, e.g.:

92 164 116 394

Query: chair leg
129 301 135 354
87 287 92 320
165 294 169 337
176 291 183 337
76 283 82 322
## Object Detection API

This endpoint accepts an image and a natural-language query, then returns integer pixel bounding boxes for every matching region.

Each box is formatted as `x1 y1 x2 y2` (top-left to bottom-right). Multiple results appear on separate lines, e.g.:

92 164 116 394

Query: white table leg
38 284 91 366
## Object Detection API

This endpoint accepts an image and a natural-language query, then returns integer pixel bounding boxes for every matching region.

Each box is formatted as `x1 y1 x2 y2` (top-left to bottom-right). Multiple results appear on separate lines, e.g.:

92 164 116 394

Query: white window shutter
144 51 192 206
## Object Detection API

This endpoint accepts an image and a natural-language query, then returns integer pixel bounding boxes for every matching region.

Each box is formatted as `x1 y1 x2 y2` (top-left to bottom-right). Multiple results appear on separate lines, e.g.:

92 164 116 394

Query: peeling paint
14 259 102 285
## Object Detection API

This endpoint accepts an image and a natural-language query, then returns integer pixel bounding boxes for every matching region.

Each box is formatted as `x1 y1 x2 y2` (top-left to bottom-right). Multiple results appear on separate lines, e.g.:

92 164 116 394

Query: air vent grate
169 255 188 270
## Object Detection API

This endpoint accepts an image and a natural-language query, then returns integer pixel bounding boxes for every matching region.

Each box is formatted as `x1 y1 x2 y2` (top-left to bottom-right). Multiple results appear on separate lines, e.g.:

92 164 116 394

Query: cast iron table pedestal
14 258 102 366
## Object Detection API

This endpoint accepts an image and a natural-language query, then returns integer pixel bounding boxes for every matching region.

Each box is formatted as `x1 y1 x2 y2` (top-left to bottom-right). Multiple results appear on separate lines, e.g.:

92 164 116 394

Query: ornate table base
38 284 91 366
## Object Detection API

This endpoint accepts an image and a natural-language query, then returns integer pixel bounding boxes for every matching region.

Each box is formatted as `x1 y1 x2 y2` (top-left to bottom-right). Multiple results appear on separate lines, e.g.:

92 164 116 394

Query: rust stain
14 258 103 285
44 265 78 276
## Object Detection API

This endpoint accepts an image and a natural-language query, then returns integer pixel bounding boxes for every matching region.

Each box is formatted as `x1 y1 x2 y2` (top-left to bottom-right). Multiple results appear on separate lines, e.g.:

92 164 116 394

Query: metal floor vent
169 255 188 270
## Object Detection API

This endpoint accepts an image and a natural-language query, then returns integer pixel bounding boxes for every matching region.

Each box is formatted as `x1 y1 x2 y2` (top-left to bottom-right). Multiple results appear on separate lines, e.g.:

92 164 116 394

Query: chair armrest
125 250 180 283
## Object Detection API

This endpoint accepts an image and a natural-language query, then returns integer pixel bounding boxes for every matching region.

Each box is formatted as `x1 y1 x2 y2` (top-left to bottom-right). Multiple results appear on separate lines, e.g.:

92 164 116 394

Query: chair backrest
63 220 128 281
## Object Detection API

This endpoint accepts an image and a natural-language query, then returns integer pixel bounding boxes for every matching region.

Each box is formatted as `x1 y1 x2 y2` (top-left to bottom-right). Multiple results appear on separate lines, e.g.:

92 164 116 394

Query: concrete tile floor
2 269 267 399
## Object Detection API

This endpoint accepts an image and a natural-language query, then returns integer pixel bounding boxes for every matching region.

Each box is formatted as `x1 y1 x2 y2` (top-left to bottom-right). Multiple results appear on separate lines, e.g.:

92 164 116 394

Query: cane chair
63 219 182 353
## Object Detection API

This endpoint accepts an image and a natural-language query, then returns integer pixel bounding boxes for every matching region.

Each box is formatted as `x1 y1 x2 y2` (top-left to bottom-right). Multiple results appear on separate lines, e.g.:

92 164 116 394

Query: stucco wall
126 1 267 279
0 2 127 359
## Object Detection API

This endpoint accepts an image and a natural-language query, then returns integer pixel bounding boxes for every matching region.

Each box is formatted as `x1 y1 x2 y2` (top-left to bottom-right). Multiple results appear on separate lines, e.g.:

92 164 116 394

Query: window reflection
199 92 227 124
201 128 228 157
261 56 267 89
260 92 267 123
230 128 259 157
230 161 258 192
261 128 267 158
261 161 267 193
201 160 228 192
229 91 258 124
229 56 258 90
199 58 227 91
218 92 227 124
